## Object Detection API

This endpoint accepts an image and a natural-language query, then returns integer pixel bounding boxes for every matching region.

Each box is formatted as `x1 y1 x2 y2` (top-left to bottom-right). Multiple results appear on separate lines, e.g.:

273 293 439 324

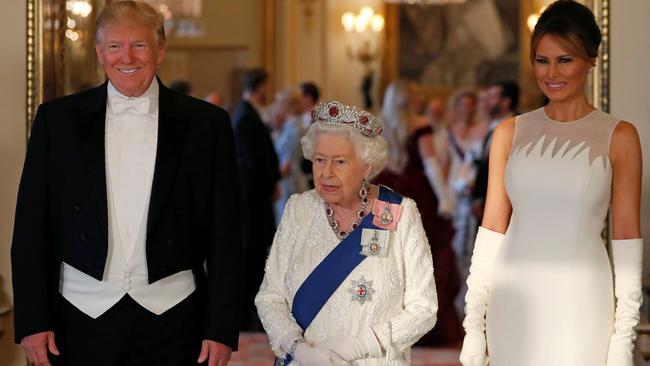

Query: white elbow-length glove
460 227 505 366
423 157 455 217
606 238 643 366
320 326 383 362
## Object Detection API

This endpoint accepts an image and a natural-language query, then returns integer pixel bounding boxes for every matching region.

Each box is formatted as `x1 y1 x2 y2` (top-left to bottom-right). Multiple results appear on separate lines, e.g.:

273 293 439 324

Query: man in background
231 68 280 331
298 81 320 131
471 80 519 221
298 81 320 188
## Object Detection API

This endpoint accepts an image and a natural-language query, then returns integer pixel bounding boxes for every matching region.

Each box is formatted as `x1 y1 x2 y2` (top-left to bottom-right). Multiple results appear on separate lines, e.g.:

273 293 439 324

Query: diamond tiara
311 100 383 138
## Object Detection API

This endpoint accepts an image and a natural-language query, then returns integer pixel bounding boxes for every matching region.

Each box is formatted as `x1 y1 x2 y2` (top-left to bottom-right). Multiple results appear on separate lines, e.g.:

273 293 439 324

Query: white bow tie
110 95 150 115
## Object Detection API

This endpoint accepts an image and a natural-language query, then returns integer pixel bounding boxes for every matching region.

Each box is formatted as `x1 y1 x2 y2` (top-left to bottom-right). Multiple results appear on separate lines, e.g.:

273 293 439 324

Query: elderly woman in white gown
255 100 438 366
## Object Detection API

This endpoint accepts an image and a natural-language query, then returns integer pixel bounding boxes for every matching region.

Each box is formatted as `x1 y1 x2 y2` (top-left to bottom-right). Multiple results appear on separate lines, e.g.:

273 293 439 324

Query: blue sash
283 186 402 364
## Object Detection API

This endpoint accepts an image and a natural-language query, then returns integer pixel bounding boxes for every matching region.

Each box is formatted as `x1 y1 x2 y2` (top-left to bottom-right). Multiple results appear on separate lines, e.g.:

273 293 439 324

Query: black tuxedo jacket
231 100 279 202
11 79 242 349
231 100 279 249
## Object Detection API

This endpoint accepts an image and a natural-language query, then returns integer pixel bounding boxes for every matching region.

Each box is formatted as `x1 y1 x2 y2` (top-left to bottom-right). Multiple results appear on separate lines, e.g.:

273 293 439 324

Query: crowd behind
174 69 523 346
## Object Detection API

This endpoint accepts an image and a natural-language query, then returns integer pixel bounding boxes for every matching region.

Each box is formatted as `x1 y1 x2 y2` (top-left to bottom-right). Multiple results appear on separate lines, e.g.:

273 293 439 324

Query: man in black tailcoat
11 2 241 365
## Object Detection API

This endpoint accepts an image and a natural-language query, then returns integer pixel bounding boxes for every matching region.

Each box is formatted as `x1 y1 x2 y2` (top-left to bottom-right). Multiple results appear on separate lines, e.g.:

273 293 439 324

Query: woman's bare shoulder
610 121 641 161
493 117 516 142
612 121 640 142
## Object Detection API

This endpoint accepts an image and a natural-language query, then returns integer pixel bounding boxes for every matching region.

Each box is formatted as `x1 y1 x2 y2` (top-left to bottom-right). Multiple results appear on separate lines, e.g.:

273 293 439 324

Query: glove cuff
281 332 304 355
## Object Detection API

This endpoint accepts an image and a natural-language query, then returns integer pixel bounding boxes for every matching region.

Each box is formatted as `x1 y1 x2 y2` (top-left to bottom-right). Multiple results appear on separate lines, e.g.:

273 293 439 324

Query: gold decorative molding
26 0 65 138
590 0 610 112
26 0 42 139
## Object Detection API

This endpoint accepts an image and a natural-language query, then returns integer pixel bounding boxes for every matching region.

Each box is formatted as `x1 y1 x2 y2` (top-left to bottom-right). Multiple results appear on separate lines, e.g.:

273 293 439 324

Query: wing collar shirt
60 79 196 318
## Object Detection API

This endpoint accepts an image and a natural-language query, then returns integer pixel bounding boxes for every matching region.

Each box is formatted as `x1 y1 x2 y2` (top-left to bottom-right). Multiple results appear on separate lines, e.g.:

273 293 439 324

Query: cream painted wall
0 1 27 366
610 0 650 271
275 0 326 92
161 0 263 102
167 0 262 62
275 0 383 108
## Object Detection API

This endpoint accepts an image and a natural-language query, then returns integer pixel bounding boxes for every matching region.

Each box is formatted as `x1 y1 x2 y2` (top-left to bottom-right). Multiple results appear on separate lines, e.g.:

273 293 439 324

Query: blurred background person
298 82 321 189
299 82 321 131
426 97 453 210
169 79 193 95
374 80 463 347
446 89 487 317
471 80 520 223
475 85 491 124
232 68 280 331
270 89 309 224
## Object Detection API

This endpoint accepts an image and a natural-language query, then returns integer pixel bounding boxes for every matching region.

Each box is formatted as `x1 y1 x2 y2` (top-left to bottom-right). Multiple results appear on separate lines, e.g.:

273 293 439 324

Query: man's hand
197 339 232 366
21 331 59 366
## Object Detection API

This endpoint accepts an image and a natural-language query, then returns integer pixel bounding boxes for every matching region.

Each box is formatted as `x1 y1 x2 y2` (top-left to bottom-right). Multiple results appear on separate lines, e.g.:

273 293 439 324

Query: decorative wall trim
593 0 610 112
25 0 65 138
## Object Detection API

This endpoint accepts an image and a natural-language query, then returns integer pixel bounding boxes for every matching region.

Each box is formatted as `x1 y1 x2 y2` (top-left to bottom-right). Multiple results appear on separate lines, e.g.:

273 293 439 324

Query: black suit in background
472 128 495 205
11 79 242 361
231 99 279 330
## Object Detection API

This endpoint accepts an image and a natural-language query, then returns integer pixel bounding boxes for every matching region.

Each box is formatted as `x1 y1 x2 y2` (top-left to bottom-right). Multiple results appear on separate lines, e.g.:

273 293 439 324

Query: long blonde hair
381 80 411 174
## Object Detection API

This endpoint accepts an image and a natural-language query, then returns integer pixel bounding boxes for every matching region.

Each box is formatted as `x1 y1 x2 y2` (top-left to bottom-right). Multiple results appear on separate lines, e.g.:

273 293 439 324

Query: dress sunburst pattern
511 107 619 169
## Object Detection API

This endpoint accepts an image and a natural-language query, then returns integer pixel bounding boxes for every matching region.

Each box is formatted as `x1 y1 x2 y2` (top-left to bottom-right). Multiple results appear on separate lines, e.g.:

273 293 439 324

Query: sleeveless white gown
486 107 620 365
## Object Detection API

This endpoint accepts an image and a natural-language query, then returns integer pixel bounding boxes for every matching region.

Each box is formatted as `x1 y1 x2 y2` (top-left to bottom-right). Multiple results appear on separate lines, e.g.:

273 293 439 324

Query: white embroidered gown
255 190 438 365
486 107 620 365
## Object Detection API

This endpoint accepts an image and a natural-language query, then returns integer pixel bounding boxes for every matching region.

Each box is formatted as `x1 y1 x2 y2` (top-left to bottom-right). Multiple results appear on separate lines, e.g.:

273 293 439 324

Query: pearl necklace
325 185 370 240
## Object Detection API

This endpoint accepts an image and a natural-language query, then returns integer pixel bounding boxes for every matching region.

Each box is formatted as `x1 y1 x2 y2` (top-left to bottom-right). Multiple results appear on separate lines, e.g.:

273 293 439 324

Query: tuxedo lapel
78 82 109 240
147 79 189 234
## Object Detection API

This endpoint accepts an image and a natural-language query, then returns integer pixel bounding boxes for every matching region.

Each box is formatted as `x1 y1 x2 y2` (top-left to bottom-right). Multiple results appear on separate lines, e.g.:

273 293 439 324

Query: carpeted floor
229 332 461 366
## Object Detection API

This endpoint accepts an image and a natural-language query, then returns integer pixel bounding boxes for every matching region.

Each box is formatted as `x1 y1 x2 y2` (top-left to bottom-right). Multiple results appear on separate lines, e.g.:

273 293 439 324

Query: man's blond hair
95 1 165 45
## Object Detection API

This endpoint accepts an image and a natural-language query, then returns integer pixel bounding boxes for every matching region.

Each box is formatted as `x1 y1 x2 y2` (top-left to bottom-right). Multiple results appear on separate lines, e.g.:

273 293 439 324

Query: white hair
301 122 388 180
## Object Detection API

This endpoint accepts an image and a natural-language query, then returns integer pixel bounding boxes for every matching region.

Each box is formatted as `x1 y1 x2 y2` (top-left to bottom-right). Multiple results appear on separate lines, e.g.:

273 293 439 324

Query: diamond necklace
325 184 370 240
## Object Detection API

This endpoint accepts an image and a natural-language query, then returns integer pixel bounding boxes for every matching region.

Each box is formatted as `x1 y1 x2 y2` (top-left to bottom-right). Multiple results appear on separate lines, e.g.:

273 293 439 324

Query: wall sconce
65 0 92 42
341 6 384 68
340 6 384 109
527 3 549 32
66 0 92 18
147 0 204 38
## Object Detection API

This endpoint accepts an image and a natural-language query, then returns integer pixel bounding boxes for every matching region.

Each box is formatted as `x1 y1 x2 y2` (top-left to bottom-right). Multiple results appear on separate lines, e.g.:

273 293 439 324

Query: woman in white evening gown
460 2 643 366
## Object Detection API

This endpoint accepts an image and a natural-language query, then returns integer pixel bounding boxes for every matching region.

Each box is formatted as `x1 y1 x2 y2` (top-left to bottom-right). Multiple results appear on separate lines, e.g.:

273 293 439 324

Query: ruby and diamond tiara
311 100 383 138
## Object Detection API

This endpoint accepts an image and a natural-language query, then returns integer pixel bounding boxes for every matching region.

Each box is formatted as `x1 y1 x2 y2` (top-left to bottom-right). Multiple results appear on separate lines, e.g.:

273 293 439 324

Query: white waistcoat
59 80 195 319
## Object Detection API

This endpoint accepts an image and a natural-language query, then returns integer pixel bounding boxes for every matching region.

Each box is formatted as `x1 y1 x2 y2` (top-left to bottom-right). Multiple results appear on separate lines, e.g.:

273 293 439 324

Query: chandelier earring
359 179 369 200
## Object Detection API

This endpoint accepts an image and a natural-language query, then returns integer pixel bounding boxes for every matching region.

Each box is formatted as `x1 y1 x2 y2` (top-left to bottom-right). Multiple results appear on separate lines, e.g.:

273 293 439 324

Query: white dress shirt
60 80 196 318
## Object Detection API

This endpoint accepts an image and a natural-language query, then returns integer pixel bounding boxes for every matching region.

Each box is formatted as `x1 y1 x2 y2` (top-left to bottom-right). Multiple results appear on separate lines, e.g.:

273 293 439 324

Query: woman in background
374 80 463 346
270 89 309 223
